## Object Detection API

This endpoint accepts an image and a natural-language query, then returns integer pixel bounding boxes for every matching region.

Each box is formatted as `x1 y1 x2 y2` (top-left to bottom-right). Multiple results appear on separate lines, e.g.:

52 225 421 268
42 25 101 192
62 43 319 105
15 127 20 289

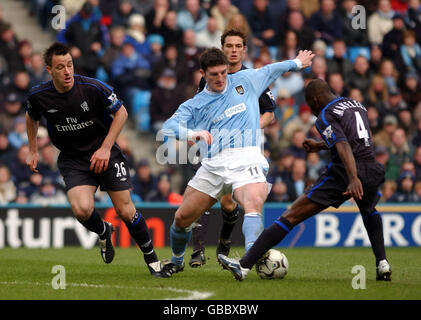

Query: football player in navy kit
25 43 173 277
219 79 392 281
189 29 276 267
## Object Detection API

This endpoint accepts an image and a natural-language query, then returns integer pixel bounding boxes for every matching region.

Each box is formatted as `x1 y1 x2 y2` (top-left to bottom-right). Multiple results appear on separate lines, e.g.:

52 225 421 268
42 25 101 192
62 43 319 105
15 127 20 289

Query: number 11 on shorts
248 166 259 176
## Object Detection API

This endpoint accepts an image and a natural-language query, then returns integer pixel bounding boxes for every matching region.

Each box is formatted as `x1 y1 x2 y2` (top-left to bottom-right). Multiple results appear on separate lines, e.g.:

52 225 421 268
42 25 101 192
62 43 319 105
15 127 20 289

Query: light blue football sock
170 223 192 265
242 213 263 252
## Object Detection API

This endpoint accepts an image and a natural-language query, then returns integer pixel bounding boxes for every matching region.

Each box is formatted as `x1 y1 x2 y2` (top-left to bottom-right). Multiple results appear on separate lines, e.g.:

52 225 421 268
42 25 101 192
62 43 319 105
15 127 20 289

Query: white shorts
188 147 269 200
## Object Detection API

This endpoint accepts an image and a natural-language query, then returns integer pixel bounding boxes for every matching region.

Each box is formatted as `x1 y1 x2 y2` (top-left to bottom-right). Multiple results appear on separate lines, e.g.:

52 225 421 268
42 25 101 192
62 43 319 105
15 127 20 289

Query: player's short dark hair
44 42 70 67
199 48 229 72
221 29 247 47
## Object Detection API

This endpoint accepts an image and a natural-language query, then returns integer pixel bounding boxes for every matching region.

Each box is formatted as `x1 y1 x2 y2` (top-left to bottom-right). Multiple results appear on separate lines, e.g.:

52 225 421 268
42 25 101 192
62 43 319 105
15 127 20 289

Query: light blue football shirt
162 60 299 158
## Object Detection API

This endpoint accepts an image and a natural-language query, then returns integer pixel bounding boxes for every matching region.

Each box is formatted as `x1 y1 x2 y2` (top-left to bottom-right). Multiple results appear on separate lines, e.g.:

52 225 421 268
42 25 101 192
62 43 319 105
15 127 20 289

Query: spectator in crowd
145 0 170 34
397 105 415 137
388 170 419 202
277 30 299 61
308 0 343 45
286 10 315 51
367 105 382 135
7 71 31 104
412 118 421 147
348 87 365 103
149 68 186 132
382 13 405 60
404 0 421 42
273 88 297 127
414 181 421 202
341 0 369 46
374 114 399 148
116 134 136 171
379 86 408 119
267 174 289 202
125 13 150 56
29 176 68 206
401 71 421 110
145 172 182 204
195 16 222 49
248 0 278 47
367 74 389 108
306 151 325 183
280 104 314 148
28 52 50 87
375 145 390 170
346 55 372 93
326 39 353 78
64 2 104 77
386 127 412 181
312 39 327 57
272 69 304 100
310 56 328 81
111 41 151 112
177 0 209 34
0 23 24 73
367 0 394 45
159 11 183 48
379 58 399 91
101 25 126 76
413 146 421 181
8 116 27 149
152 44 188 85
397 29 421 74
18 40 33 71
14 189 29 204
328 72 348 97
111 0 137 28
285 157 307 202
146 34 165 66
287 129 307 159
277 0 303 42
210 0 239 32
180 29 203 78
0 164 16 204
369 44 383 73
132 159 157 201
0 130 16 166
0 93 24 134
379 179 397 202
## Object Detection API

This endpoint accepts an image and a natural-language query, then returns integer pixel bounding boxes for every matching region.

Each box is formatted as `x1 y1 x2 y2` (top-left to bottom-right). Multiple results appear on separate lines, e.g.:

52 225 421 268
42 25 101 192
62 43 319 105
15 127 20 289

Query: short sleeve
90 79 123 113
26 96 42 121
316 107 348 148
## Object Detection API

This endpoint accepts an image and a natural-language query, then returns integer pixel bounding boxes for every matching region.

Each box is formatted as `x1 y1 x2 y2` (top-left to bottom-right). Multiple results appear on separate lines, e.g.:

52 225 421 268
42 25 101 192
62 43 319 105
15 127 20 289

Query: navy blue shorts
57 145 132 192
306 161 385 215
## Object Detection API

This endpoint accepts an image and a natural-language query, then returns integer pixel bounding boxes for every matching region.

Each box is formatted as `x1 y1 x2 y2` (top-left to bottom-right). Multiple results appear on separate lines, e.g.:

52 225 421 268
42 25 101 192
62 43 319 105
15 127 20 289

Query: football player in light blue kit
162 48 315 272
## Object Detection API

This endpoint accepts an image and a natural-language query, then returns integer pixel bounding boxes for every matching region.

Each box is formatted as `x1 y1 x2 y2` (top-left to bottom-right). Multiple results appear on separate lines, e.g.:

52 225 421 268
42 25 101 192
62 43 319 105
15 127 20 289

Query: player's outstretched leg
189 212 209 268
125 211 174 277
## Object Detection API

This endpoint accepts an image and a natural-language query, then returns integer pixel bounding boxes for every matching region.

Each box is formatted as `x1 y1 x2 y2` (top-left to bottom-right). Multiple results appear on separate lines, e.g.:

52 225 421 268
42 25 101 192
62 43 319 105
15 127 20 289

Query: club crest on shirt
235 85 245 95
81 101 89 112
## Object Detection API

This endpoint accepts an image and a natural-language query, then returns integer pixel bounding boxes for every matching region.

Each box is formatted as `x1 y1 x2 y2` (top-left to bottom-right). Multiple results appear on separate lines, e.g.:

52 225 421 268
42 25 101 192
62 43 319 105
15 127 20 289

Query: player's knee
174 210 193 229
71 201 94 221
242 193 265 212
114 201 135 223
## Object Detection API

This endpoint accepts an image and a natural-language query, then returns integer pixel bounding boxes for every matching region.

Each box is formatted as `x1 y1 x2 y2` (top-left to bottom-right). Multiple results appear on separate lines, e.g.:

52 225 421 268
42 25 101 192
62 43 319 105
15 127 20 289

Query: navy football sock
220 205 240 241
363 212 386 265
191 212 210 252
240 217 292 269
79 209 106 239
125 211 158 265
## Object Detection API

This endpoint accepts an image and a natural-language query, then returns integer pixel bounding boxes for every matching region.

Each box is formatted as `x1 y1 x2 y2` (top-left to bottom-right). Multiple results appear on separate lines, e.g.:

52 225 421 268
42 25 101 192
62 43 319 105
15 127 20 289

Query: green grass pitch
0 247 420 300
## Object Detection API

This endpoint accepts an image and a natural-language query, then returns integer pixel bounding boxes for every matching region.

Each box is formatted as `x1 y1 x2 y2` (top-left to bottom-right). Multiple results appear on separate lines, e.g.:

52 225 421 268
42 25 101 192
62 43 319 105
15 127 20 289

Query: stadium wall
0 204 420 248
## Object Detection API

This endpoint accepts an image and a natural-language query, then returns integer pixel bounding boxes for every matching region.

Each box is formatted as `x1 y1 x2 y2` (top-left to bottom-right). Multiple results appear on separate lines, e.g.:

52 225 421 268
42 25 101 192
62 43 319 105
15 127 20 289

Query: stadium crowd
0 0 421 205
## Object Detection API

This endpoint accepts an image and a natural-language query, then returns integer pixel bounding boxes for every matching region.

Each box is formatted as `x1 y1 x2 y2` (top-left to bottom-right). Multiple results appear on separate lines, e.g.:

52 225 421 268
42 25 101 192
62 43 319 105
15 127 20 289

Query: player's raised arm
245 50 315 97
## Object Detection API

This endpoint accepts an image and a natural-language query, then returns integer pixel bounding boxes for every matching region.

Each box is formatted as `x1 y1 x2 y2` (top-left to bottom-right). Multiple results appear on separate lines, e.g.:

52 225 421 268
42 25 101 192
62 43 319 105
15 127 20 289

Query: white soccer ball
256 249 288 280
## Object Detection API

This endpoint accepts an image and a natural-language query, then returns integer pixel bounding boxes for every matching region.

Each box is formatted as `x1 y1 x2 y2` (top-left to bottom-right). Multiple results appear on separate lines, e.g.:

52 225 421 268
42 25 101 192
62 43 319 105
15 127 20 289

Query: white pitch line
0 281 213 300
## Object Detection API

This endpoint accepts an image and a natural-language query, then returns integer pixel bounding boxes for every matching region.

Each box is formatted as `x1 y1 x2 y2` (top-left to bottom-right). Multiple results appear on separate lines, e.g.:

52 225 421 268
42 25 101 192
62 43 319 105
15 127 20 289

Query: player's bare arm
335 140 363 200
303 138 328 153
90 105 128 174
25 113 39 173
260 112 274 129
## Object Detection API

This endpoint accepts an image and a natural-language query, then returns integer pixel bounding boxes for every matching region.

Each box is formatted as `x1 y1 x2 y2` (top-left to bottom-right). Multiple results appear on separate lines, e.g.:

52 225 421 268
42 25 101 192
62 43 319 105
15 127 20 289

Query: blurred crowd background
0 0 421 206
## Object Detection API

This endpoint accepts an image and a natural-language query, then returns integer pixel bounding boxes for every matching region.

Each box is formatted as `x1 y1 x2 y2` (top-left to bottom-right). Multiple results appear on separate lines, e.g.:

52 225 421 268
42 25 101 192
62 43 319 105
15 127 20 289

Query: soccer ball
256 249 288 280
